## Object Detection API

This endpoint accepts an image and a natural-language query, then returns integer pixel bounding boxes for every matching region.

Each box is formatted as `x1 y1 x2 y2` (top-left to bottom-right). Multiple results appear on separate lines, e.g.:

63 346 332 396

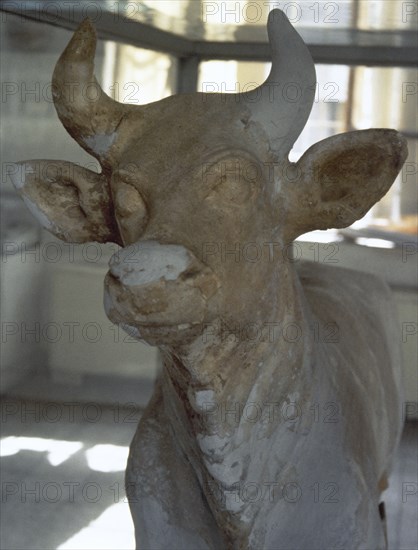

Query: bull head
11 10 407 348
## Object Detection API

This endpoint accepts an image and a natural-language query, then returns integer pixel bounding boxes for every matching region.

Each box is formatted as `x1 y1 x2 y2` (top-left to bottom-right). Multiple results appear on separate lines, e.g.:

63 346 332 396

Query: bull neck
160 262 317 449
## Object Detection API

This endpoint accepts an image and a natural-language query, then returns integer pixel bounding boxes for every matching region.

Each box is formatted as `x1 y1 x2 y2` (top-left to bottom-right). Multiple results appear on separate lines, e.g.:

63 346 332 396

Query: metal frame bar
193 41 417 67
1 3 417 69
176 56 200 94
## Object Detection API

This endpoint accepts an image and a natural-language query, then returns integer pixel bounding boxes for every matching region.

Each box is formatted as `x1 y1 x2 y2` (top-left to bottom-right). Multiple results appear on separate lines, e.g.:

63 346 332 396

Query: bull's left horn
52 18 129 164
237 9 316 158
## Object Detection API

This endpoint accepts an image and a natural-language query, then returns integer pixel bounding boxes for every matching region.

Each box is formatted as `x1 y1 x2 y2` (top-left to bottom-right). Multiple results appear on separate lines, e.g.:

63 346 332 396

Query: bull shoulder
296 260 403 477
296 259 394 317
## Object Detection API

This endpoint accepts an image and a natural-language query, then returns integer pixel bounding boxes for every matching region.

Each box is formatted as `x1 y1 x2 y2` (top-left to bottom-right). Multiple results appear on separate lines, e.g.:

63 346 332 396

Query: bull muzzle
104 241 220 340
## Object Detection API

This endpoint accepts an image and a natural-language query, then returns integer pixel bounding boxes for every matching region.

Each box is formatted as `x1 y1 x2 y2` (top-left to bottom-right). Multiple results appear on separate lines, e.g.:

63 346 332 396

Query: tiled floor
1 392 417 550
1 396 138 550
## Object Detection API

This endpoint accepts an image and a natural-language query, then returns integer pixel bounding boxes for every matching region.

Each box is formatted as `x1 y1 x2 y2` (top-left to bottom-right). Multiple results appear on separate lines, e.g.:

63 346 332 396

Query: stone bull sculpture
11 10 407 550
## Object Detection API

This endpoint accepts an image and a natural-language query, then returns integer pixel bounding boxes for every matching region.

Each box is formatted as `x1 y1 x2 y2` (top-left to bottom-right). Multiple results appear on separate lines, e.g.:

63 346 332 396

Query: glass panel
100 0 416 40
198 60 269 94
292 65 350 159
1 13 166 388
1 15 96 181
103 43 177 105
357 0 418 30
349 66 417 236
105 0 353 40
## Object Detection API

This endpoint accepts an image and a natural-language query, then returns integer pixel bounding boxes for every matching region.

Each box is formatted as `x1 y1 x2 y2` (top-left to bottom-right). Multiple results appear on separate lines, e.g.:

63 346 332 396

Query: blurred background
1 1 417 549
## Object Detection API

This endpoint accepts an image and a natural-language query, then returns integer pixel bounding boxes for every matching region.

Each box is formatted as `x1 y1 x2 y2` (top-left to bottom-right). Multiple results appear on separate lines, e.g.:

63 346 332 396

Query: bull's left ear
10 160 122 244
285 129 408 239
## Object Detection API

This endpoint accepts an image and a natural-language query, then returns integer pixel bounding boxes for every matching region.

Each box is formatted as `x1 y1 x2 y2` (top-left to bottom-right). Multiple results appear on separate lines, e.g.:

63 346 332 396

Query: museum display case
1 0 416 403
0 4 418 550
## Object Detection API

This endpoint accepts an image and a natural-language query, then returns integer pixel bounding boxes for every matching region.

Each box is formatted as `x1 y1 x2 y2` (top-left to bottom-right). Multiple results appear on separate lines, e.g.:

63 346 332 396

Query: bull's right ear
10 160 122 245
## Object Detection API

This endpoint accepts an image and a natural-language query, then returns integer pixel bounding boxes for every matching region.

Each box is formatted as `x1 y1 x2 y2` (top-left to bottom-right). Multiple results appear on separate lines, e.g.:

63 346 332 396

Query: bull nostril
115 182 147 217
109 241 191 287
180 268 201 280
114 182 148 243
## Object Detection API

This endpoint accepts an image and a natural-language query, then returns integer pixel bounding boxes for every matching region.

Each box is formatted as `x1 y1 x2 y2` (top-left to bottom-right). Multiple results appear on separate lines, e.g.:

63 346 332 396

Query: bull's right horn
52 18 130 165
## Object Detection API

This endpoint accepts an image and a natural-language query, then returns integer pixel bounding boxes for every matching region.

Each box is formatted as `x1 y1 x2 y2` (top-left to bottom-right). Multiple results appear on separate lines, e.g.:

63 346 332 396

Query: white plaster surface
9 161 31 190
109 241 190 287
84 132 117 156
119 323 142 340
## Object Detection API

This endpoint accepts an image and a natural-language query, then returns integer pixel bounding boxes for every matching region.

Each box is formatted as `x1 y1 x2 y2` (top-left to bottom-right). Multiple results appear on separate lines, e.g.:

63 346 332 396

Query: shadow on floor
1 395 417 550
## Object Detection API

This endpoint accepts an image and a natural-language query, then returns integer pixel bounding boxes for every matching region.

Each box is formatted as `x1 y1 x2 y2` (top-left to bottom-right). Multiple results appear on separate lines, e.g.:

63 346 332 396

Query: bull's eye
202 154 259 205
114 181 148 243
